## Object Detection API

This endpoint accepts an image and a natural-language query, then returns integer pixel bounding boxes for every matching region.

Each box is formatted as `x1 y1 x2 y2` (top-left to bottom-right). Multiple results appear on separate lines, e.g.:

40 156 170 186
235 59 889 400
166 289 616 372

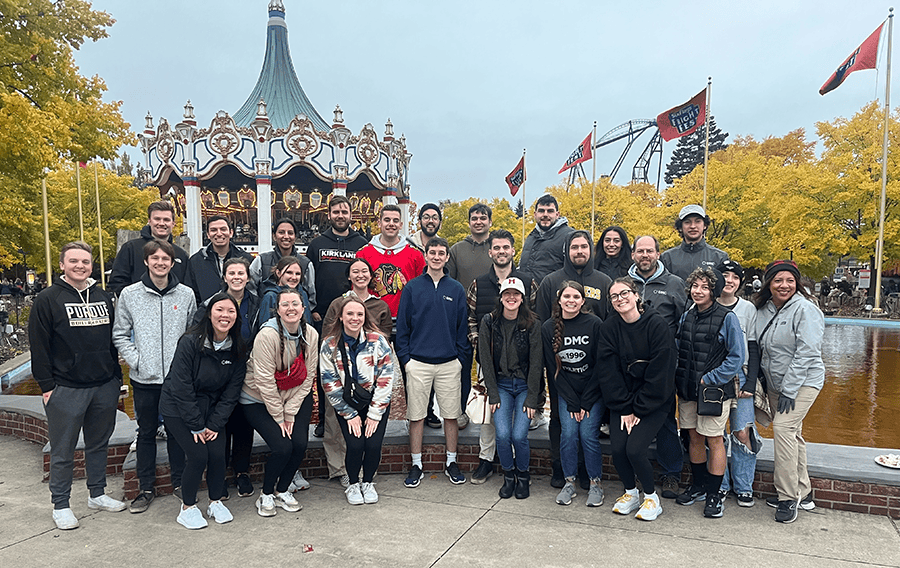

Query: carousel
137 0 413 255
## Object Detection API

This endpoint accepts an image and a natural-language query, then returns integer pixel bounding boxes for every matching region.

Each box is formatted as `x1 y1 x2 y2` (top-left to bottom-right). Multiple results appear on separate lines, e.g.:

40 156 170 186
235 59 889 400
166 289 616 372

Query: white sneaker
612 490 641 515
345 482 364 505
52 508 79 530
156 424 167 439
129 436 137 453
274 491 302 512
256 493 276 517
206 500 233 524
287 470 310 492
339 473 350 488
176 505 208 529
87 494 126 512
635 494 663 521
361 482 378 504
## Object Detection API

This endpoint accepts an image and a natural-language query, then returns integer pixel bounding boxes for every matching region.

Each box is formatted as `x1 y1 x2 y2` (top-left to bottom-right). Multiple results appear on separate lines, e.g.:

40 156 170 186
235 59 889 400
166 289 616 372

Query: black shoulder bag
339 339 374 413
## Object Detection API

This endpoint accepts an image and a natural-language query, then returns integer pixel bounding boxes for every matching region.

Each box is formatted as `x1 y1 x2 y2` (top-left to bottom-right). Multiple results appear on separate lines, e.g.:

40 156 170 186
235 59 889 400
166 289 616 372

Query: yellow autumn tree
0 0 133 268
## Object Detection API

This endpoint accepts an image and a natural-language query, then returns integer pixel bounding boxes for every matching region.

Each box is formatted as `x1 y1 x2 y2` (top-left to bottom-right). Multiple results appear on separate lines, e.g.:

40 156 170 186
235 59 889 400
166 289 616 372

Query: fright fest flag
505 156 526 196
558 132 593 174
656 88 707 142
819 22 884 96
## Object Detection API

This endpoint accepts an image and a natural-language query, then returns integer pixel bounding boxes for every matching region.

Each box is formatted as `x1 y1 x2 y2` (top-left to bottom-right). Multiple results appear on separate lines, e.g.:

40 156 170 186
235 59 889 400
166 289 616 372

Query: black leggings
336 404 391 484
609 408 668 494
163 415 227 507
242 394 313 495
225 404 254 475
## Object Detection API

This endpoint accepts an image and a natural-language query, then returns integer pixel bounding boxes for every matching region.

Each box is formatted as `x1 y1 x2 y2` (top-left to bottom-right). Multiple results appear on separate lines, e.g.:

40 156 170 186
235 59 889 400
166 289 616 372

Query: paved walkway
1 435 898 568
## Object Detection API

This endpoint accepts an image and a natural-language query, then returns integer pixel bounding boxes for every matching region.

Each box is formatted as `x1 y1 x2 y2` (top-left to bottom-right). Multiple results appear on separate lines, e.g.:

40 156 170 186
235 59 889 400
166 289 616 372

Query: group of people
29 194 826 531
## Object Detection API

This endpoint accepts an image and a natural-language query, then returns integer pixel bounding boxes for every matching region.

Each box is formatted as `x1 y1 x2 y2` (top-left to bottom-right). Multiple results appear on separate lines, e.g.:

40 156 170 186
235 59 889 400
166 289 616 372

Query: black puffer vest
675 302 733 401
484 313 532 380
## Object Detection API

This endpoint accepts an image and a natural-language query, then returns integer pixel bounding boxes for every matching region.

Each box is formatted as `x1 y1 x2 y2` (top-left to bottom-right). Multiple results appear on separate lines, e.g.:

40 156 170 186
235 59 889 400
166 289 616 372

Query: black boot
515 469 530 499
499 470 516 499
550 460 565 488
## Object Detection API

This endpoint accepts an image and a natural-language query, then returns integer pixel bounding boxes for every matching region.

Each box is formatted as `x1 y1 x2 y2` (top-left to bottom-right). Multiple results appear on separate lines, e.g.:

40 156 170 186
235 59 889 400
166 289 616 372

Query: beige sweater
242 322 319 424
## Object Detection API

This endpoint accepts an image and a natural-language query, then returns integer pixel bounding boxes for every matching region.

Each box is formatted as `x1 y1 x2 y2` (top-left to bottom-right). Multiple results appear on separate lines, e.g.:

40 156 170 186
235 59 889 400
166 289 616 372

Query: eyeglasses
609 289 634 302
278 301 302 308
421 214 440 222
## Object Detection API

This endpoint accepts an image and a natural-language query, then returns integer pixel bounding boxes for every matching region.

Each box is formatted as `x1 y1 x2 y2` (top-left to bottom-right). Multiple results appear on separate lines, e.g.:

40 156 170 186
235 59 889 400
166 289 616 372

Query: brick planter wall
0 410 131 479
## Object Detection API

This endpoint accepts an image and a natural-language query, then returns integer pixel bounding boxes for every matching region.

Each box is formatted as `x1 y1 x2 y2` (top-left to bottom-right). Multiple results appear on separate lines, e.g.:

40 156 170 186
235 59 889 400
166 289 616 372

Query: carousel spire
233 1 328 130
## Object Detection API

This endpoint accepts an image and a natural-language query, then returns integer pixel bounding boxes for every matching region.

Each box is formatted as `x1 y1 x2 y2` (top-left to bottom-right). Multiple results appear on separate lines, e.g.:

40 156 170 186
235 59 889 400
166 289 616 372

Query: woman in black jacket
193 257 261 498
479 277 542 500
594 226 631 280
160 292 248 529
598 277 676 521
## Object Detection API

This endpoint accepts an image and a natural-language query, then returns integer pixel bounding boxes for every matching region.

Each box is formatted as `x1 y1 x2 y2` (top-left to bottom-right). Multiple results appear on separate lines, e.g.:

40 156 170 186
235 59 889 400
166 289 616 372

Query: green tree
664 116 729 185
0 0 133 267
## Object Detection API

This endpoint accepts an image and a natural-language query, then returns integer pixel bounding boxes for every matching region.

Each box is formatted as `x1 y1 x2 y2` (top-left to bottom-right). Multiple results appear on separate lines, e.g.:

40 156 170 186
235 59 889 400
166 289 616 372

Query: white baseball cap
499 277 525 296
678 204 707 220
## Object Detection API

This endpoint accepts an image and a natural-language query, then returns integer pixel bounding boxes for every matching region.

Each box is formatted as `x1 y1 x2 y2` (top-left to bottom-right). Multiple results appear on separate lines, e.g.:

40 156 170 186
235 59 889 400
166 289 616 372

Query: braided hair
550 280 586 378
273 287 307 371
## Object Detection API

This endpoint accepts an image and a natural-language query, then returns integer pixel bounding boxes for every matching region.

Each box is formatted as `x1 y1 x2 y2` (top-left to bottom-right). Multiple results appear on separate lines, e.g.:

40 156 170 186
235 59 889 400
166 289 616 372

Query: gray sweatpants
44 380 119 509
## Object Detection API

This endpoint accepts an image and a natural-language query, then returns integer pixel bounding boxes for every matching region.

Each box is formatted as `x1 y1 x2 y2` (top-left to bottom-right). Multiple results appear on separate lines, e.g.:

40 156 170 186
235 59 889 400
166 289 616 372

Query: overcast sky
75 0 893 208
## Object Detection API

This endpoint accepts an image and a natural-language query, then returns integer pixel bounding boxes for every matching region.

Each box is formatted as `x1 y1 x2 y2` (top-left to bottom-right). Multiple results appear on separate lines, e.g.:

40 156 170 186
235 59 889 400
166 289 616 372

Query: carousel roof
233 1 328 131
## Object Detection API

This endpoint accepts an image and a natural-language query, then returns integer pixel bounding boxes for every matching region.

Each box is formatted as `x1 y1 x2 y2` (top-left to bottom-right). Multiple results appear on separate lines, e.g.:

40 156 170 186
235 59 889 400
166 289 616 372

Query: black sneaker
550 461 565 489
236 473 254 497
800 492 816 511
703 493 724 518
775 499 798 523
470 459 494 485
445 462 466 485
675 485 706 506
767 493 814 510
424 415 442 429
313 421 325 438
129 490 154 514
660 475 680 499
736 492 755 507
404 465 424 488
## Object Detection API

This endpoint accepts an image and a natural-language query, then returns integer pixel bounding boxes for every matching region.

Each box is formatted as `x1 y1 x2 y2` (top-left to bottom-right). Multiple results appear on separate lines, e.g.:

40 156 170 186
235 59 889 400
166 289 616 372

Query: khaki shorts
405 358 462 422
678 398 734 438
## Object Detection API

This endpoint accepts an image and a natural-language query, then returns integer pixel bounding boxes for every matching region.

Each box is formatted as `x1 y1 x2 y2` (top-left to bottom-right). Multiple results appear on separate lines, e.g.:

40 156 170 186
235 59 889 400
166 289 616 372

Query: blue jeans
720 396 761 494
558 398 605 480
493 377 531 471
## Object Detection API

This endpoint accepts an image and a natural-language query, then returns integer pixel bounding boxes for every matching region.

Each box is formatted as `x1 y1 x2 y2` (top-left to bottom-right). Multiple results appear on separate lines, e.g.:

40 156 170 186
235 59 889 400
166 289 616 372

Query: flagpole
75 161 84 241
591 121 597 241
702 77 712 210
874 8 893 314
41 172 52 280
521 148 527 249
94 162 106 289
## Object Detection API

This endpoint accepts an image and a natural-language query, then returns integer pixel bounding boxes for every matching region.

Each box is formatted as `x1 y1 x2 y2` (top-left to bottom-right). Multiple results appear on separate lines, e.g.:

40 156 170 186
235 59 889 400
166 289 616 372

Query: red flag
505 156 526 196
78 161 87 168
558 132 593 174
819 22 884 96
656 88 707 142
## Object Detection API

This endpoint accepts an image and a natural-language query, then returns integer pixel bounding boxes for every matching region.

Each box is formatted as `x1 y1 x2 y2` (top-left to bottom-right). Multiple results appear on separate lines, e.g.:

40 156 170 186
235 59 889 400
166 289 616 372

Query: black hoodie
108 225 189 295
28 278 122 393
535 232 612 322
306 227 369 318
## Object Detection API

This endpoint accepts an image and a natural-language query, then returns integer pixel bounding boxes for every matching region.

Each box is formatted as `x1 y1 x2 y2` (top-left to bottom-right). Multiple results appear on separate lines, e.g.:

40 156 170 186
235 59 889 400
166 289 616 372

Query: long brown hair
323 296 382 345
489 289 536 330
551 281 587 376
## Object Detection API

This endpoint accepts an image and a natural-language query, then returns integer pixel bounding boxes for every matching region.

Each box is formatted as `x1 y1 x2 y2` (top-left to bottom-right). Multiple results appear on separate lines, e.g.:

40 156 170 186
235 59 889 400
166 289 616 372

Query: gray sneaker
586 483 604 507
556 481 577 505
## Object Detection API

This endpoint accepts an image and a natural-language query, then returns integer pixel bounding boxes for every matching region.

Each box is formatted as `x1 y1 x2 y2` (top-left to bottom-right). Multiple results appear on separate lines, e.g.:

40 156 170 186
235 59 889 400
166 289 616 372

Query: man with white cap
660 205 729 282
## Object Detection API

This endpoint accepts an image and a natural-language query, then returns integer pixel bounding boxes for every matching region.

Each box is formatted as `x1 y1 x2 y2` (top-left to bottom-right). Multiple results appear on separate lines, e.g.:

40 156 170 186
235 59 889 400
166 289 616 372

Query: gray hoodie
112 274 197 385
752 293 825 398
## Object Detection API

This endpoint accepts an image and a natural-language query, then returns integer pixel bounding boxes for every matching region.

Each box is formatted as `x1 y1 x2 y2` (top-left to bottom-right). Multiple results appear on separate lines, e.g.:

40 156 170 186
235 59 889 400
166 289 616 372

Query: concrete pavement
1 435 898 568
